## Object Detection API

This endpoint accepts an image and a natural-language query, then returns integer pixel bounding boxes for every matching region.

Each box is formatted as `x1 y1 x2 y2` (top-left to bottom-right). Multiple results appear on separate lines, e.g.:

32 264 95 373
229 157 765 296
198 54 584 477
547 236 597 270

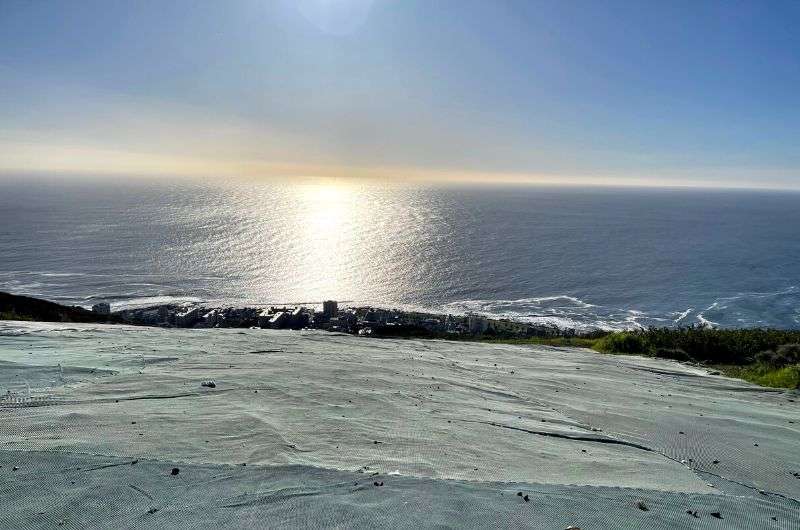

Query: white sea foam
438 296 645 332
672 308 694 323
109 296 204 311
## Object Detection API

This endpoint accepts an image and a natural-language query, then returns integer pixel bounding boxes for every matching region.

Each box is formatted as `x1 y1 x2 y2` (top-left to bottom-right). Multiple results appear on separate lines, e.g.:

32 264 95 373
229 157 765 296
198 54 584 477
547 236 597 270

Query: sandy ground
1 322 798 528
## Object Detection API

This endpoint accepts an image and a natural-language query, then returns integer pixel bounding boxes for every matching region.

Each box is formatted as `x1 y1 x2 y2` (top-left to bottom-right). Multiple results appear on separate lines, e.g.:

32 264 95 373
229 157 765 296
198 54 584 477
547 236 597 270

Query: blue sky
1 0 798 188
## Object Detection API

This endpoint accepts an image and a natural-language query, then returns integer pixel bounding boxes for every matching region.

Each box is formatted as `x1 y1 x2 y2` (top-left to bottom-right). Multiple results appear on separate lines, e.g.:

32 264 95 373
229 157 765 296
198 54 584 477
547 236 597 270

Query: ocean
1 177 799 330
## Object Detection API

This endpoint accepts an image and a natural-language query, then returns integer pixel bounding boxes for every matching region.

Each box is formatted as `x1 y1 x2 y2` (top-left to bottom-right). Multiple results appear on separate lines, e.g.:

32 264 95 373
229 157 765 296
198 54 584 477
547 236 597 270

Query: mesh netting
1 322 798 528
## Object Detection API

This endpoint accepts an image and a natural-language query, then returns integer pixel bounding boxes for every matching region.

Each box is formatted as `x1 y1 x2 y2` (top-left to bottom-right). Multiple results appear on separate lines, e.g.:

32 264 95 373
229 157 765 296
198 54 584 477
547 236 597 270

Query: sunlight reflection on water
2 178 800 330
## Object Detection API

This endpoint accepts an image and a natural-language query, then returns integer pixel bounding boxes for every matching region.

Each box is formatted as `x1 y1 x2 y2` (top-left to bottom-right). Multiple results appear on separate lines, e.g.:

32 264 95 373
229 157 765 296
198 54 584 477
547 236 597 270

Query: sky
1 0 799 189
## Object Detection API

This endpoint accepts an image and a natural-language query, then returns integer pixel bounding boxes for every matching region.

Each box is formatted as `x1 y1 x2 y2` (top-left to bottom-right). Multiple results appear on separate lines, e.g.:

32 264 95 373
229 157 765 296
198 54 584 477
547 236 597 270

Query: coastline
2 291 799 389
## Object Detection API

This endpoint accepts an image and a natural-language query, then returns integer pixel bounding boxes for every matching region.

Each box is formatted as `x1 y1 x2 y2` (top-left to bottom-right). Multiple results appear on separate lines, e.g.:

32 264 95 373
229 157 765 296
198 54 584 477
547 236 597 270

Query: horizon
5 168 800 193
2 0 799 189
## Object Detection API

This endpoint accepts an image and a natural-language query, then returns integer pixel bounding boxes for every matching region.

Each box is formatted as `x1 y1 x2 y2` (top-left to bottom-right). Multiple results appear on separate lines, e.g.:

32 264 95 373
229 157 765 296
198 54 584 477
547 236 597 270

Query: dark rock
170 467 180 476
636 500 648 511
710 512 722 519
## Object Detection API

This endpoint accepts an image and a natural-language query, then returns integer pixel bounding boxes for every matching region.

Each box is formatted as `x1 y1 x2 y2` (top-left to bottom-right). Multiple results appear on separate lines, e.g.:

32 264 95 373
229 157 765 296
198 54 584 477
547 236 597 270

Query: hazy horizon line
2 167 799 194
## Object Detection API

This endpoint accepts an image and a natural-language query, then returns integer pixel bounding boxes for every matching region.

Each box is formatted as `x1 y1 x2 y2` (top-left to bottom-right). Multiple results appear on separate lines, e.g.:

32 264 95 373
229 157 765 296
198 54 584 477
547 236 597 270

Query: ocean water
1 177 799 330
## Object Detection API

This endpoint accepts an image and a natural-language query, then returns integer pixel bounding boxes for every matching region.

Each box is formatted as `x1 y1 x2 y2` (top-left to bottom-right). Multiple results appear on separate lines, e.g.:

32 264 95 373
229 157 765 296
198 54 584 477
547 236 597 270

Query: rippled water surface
2 178 799 330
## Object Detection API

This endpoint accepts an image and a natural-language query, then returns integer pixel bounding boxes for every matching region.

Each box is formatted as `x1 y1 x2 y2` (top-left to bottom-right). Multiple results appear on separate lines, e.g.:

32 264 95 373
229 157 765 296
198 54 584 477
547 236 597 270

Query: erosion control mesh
1 322 798 528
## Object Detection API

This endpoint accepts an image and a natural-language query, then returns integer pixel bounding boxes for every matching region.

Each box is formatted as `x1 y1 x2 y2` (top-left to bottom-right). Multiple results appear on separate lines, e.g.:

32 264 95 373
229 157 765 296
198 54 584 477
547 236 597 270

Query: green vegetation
480 327 800 390
720 363 800 389
0 310 33 321
592 328 800 363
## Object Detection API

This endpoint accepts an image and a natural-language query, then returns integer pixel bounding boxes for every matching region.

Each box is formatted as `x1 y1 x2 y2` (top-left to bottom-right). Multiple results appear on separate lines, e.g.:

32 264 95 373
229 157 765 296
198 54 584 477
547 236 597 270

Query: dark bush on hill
0 292 119 324
755 343 800 367
653 347 693 362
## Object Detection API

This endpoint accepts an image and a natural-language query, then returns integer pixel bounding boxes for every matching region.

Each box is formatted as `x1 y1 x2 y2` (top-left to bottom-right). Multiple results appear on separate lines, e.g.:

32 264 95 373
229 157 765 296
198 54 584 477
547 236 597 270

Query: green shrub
593 332 649 355
723 363 800 389
753 343 800 367
776 343 800 364
592 327 800 364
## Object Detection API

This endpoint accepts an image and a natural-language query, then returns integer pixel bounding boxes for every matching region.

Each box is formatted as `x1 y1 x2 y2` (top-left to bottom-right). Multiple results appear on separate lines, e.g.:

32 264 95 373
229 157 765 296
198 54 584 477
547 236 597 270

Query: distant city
97 300 575 339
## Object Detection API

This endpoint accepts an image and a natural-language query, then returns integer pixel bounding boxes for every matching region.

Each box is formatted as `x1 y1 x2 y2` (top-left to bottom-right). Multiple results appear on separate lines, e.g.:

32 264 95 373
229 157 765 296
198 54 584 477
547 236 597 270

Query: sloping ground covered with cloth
1 322 798 528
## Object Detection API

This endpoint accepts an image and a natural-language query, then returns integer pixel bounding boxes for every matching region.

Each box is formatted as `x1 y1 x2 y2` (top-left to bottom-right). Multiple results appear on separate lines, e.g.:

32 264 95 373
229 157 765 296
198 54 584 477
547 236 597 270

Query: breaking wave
443 287 800 332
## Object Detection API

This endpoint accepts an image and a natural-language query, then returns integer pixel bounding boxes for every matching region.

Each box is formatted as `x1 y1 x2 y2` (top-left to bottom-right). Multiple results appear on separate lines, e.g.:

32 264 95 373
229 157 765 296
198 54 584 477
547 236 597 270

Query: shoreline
2 291 799 389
